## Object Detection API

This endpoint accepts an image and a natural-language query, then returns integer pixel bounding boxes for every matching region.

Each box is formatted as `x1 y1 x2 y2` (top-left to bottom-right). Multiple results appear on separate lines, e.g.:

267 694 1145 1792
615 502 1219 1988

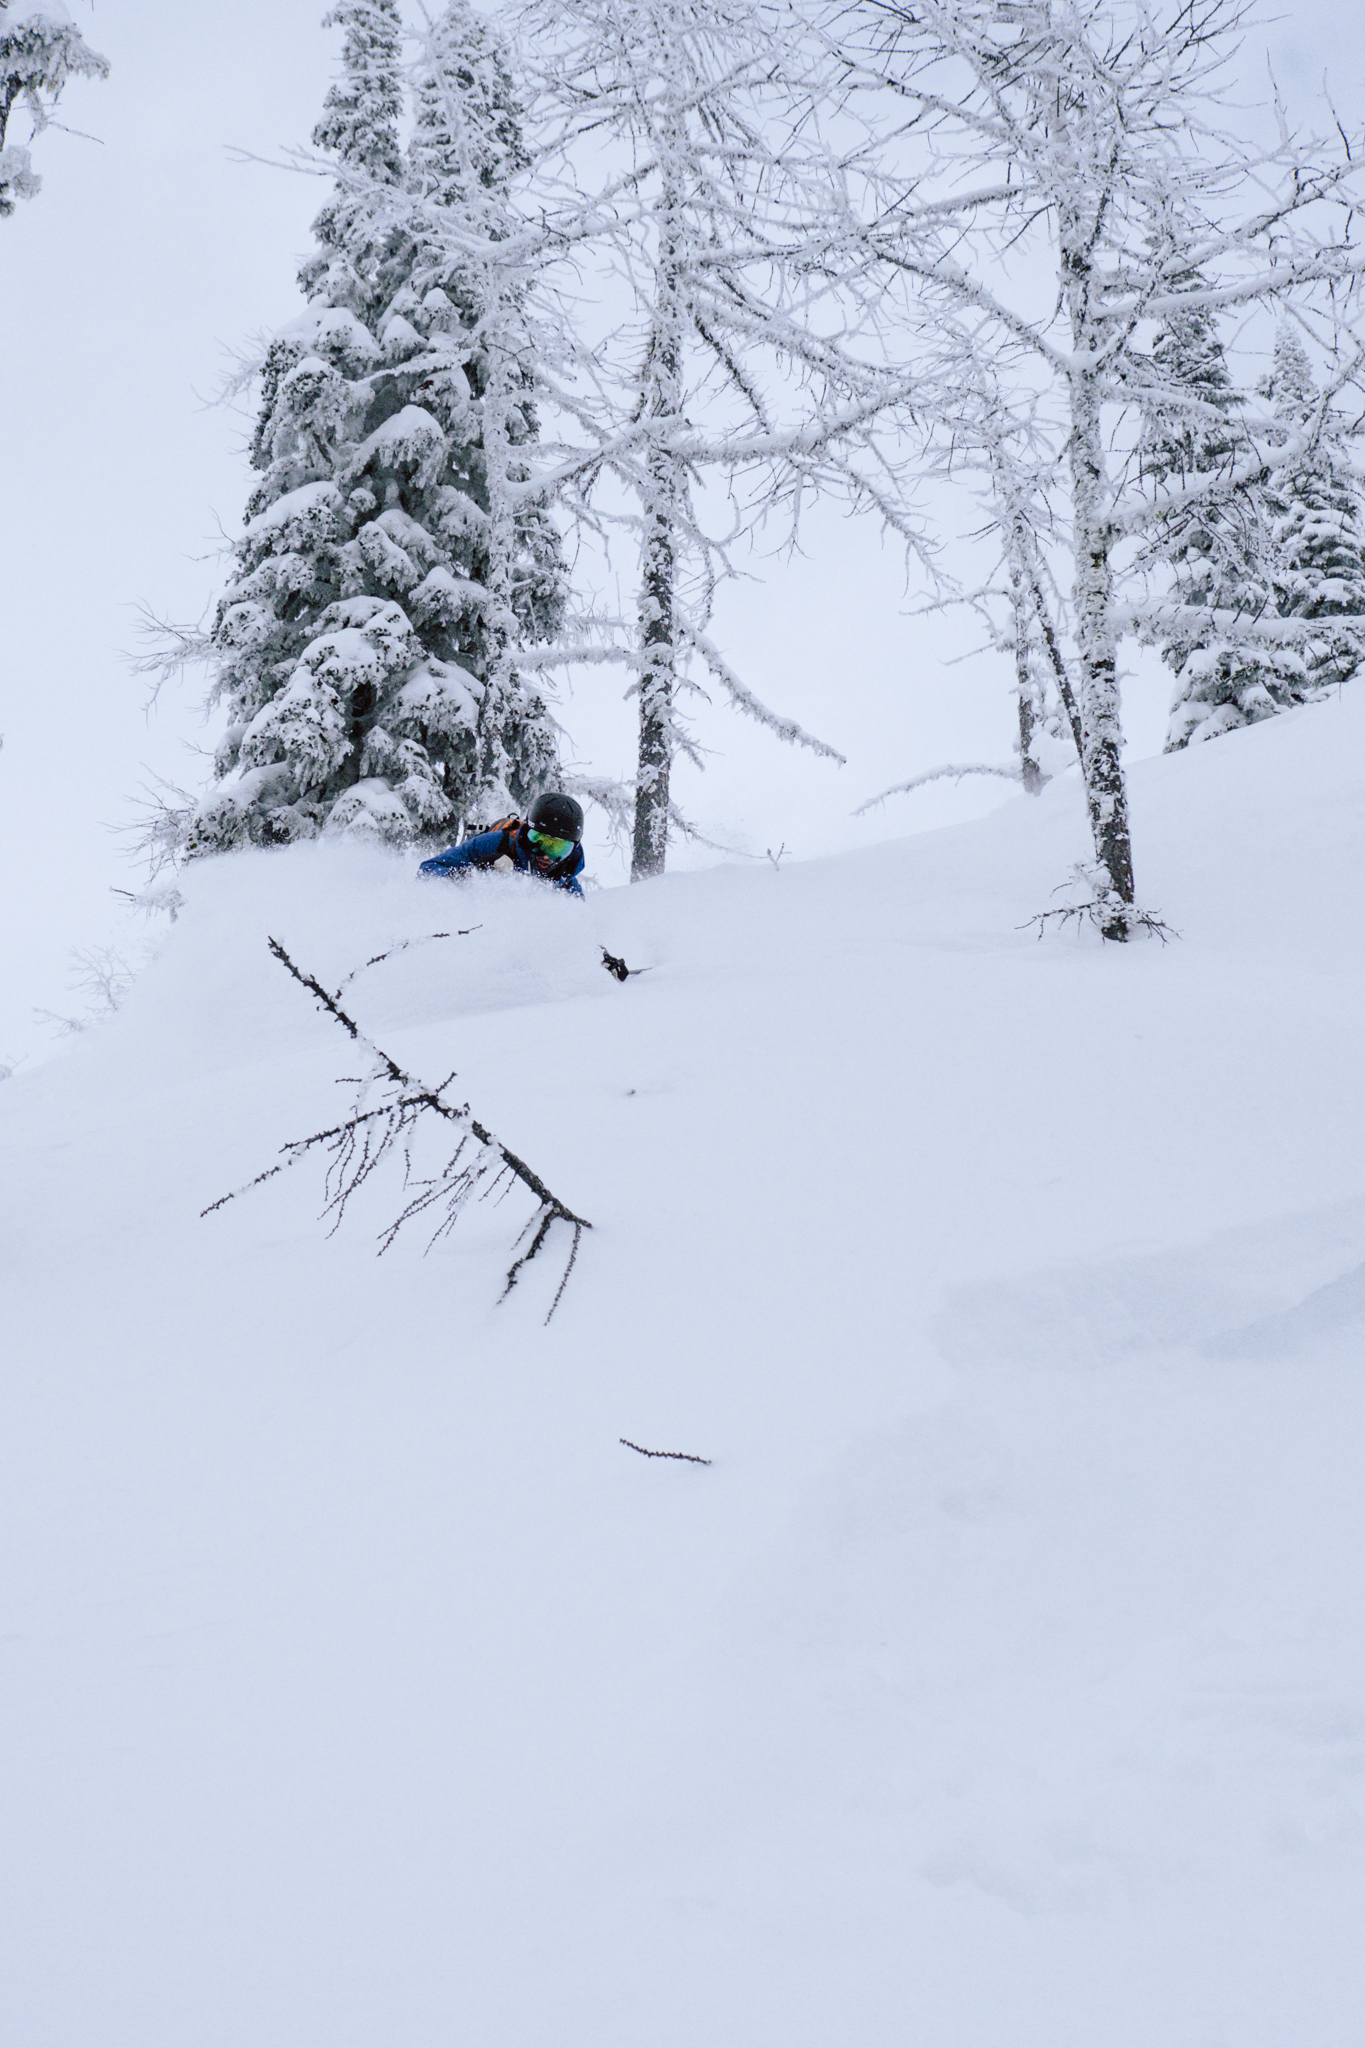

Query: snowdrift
4 693 1365 2047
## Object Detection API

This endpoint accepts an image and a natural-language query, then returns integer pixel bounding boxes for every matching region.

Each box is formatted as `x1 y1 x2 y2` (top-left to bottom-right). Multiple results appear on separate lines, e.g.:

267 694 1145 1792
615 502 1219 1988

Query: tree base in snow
1022 865 1177 945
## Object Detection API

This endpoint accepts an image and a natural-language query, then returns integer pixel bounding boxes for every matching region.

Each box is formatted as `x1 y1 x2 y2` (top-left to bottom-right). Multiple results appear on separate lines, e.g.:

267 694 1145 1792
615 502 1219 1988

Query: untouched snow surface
4 694 1365 2046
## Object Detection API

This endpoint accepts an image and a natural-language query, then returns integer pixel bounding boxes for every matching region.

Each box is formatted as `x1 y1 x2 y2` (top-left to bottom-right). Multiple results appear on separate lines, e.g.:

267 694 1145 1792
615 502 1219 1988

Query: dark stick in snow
203 938 590 1319
620 1439 712 1467
601 947 655 983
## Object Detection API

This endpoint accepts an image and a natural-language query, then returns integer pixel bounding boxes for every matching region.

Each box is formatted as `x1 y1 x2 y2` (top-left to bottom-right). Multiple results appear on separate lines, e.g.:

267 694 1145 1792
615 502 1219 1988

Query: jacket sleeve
419 830 504 878
558 848 586 899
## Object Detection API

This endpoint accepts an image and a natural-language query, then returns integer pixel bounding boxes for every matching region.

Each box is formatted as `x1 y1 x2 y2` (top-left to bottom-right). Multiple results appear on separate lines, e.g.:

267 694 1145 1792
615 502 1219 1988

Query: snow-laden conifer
1264 324 1365 700
0 0 107 216
300 0 405 324
1151 319 1365 748
1140 295 1295 750
398 0 565 820
180 0 566 858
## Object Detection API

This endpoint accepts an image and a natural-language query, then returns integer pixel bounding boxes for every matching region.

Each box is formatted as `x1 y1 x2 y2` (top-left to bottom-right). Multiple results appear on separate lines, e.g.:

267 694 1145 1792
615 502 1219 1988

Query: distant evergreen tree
1140 296 1293 751
1264 323 1365 697
183 0 564 858
0 1 108 216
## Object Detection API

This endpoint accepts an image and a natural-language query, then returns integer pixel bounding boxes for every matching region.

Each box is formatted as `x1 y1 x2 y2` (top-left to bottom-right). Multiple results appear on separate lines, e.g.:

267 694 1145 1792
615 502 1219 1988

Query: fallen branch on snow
620 1439 712 1466
203 937 591 1320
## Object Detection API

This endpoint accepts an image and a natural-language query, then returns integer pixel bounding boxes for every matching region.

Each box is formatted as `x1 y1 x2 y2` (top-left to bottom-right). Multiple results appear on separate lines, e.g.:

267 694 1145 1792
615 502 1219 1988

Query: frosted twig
855 764 1020 815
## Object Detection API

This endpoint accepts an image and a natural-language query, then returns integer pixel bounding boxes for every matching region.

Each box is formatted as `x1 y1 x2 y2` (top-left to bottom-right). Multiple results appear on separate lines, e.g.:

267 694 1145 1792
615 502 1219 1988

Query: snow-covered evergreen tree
299 0 405 325
1264 323 1365 698
399 0 564 818
0 1 107 217
1141 296 1292 750
182 0 565 858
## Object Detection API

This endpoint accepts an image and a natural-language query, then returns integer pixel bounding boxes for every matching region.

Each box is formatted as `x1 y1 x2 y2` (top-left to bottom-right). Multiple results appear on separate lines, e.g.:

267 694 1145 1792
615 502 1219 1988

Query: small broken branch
620 1438 712 1466
335 928 481 994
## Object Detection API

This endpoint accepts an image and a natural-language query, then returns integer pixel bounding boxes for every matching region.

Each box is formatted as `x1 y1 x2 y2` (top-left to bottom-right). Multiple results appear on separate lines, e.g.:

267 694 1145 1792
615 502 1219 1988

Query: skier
419 792 587 898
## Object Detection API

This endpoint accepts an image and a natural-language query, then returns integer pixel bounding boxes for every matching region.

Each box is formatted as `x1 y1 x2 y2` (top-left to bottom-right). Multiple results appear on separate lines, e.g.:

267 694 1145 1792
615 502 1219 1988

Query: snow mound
4 692 1365 2046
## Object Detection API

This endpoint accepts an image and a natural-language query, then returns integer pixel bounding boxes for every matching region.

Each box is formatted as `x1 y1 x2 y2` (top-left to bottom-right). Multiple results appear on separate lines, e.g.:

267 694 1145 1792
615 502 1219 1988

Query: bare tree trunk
988 425 1083 780
631 206 684 882
631 445 678 877
0 78 20 153
1065 230 1136 937
1026 566 1085 763
1011 567 1045 794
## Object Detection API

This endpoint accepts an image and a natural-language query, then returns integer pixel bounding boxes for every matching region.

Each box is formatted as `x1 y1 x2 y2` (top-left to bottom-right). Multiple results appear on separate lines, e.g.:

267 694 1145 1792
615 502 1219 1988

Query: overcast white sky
2 0 1362 1063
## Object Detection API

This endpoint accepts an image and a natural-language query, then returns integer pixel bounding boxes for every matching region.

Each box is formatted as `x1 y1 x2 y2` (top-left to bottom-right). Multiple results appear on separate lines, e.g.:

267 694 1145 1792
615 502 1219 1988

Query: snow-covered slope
4 694 1365 2048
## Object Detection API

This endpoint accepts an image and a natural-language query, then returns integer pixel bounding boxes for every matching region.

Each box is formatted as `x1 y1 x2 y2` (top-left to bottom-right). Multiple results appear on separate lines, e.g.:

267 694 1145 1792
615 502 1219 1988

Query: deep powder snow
3 692 1365 2046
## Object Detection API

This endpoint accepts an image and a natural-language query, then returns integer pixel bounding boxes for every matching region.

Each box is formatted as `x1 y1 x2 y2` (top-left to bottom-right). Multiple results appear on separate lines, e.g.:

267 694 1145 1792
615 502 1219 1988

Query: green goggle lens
527 826 574 860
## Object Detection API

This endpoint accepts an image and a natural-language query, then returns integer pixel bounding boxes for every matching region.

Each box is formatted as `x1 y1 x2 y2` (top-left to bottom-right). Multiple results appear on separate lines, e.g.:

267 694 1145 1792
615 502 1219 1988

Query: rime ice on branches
832 0 1365 935
0 1 108 216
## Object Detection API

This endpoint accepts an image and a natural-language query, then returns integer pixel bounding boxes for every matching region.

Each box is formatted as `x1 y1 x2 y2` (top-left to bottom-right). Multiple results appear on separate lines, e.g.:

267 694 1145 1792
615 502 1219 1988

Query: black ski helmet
529 791 584 843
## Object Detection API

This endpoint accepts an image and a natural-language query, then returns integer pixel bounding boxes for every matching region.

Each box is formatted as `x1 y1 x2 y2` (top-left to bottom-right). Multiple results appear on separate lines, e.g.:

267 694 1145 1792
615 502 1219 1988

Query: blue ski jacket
419 822 585 899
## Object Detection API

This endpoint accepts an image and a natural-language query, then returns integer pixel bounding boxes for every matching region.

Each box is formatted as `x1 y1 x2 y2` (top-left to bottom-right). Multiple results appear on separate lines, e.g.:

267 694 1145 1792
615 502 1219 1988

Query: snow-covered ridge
3 693 1365 2045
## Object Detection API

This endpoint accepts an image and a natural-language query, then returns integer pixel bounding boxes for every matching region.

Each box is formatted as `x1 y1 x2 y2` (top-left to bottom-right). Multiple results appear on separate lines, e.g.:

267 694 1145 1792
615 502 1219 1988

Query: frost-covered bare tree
0 0 107 217
515 0 877 879
832 0 1365 936
859 362 1084 817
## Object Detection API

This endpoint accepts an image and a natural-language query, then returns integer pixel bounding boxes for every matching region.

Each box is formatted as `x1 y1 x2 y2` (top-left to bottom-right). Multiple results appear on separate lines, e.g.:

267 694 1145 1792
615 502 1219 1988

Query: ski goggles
527 826 575 861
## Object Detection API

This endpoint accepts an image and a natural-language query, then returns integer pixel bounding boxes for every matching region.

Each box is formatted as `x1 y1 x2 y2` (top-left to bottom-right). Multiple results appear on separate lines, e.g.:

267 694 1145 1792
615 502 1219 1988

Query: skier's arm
558 851 586 900
418 830 506 879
